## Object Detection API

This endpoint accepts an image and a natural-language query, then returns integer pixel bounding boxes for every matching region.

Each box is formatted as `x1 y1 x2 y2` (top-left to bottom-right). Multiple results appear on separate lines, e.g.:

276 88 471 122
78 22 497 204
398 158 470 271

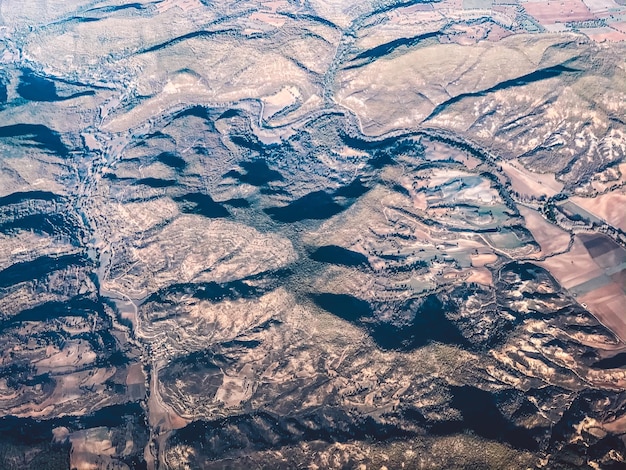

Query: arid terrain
0 0 625 469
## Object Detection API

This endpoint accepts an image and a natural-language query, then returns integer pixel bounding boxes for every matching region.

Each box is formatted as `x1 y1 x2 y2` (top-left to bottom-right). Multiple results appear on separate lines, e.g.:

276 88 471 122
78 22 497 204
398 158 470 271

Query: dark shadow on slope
0 214 78 241
313 292 468 351
0 416 71 451
333 177 369 198
347 32 441 68
193 281 262 302
427 64 579 120
310 245 370 268
17 70 59 101
548 390 626 467
0 190 60 206
0 403 145 443
175 193 230 218
171 408 411 462
71 16 100 23
217 109 241 120
0 124 69 156
369 295 469 351
0 254 88 289
17 69 94 102
170 103 218 131
447 386 539 450
0 403 147 468
229 135 266 153
260 186 290 196
222 198 250 208
133 177 177 188
173 104 213 122
592 352 626 369
140 29 236 54
143 280 266 306
365 0 438 19
264 191 343 222
392 183 411 197
86 3 144 13
369 151 395 169
77 403 147 429
2 297 99 327
311 293 373 323
225 159 284 186
340 132 403 151
0 81 7 104
280 12 340 30
156 151 187 171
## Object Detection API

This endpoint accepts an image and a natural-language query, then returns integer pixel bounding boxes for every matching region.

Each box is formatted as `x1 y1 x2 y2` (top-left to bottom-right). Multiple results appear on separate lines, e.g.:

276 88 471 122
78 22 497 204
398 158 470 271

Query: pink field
583 27 626 41
571 189 626 231
582 0 622 12
518 205 571 259
539 236 603 289
611 22 626 33
156 0 203 13
579 283 626 341
436 0 464 9
501 160 563 199
540 233 626 342
466 267 493 285
523 0 594 24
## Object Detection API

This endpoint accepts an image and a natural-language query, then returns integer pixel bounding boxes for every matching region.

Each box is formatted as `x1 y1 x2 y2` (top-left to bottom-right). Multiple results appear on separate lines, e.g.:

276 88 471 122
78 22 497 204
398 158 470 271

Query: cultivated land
0 0 625 469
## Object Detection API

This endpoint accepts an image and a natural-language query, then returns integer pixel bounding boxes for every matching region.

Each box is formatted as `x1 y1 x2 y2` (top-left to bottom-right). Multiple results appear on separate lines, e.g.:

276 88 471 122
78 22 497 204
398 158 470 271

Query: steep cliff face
0 1 625 469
